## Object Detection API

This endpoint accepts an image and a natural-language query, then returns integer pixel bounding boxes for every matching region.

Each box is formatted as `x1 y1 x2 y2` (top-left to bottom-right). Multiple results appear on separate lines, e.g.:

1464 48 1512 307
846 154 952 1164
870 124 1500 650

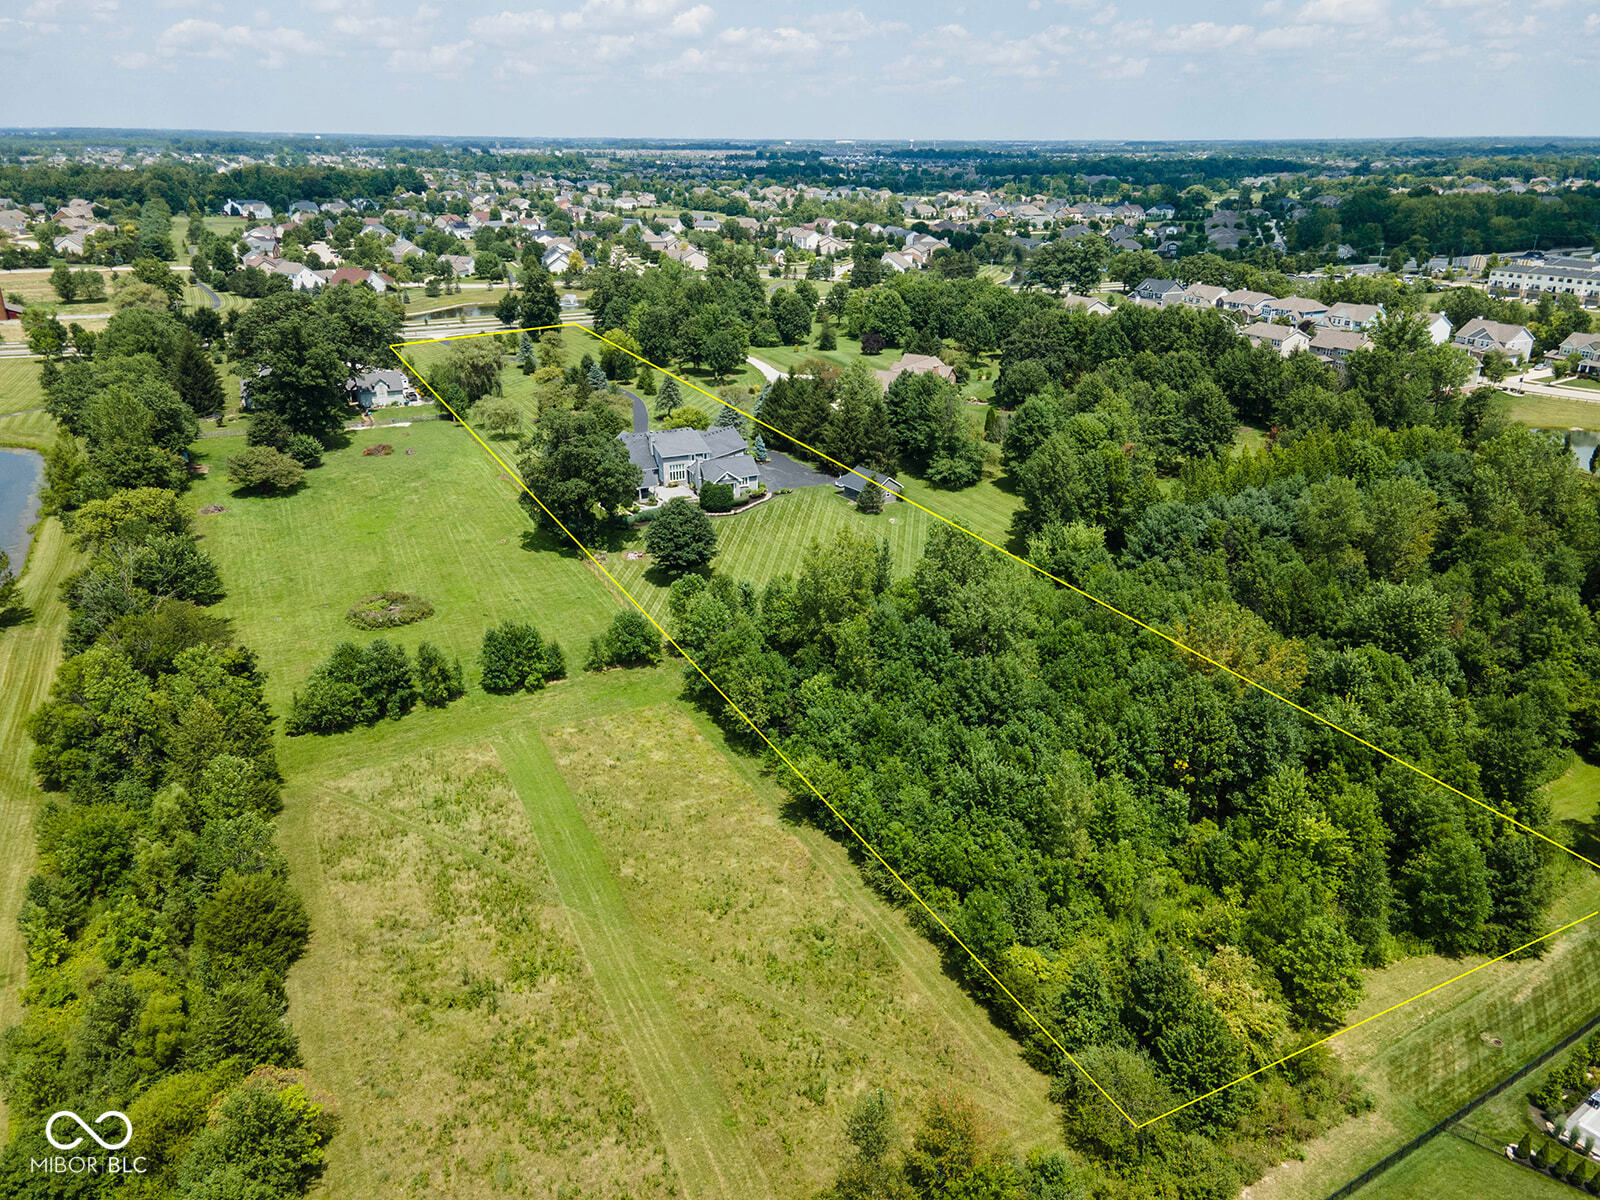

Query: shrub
227 446 304 493
414 641 465 707
586 609 662 670
195 871 311 981
646 496 720 570
284 639 416 734
480 621 560 692
698 482 736 513
346 591 433 630
282 433 324 467
244 410 292 451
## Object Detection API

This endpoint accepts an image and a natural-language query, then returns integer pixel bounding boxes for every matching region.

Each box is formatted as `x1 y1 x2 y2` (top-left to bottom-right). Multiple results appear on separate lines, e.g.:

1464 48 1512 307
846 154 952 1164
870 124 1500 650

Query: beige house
1241 322 1311 357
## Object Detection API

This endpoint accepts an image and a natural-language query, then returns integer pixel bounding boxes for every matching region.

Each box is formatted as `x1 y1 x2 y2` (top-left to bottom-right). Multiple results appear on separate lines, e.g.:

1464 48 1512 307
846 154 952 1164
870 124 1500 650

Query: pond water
1543 429 1599 471
0 447 43 571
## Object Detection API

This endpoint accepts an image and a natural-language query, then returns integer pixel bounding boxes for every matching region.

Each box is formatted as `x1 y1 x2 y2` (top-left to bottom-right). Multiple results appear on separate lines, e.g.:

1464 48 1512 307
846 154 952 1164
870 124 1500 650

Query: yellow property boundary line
392 323 1600 1129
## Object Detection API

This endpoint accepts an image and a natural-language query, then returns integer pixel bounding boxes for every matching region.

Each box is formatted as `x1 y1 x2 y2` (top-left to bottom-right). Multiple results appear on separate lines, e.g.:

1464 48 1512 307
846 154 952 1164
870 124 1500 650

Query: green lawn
751 330 902 377
0 268 115 308
400 286 513 317
182 408 1061 1197
1501 391 1600 432
0 409 57 452
0 359 45 417
1350 1134 1574 1200
0 518 86 1131
1555 375 1600 392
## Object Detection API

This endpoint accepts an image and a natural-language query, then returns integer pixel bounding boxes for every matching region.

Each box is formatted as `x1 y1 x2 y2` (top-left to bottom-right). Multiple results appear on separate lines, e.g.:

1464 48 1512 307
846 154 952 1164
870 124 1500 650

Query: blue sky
4 0 1598 141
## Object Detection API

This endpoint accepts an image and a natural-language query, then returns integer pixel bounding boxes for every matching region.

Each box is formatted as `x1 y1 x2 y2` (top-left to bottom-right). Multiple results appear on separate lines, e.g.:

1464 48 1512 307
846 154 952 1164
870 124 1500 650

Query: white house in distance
617 426 761 502
1241 322 1311 357
1453 318 1535 364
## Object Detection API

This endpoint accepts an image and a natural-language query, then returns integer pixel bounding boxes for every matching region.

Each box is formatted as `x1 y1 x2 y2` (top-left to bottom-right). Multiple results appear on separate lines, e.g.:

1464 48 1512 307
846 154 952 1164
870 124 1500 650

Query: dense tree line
662 307 1598 1195
3 356 330 1193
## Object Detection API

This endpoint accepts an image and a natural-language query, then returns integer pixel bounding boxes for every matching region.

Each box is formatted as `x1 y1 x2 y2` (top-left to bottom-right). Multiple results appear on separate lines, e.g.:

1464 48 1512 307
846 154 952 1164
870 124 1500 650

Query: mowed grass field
1349 1133 1575 1200
0 358 46 417
196 416 1059 1198
0 518 86 1130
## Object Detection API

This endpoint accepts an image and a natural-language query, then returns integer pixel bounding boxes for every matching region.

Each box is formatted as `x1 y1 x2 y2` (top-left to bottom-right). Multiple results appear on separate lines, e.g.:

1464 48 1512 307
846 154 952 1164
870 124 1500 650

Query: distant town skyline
3 0 1596 141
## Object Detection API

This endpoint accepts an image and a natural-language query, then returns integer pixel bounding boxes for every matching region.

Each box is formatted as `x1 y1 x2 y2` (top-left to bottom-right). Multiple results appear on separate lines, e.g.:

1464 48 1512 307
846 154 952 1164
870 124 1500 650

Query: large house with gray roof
618 426 761 503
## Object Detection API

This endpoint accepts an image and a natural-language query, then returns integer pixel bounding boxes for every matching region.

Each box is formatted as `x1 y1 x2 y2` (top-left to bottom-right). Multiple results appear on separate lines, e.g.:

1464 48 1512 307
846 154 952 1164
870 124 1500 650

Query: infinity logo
45 1111 132 1152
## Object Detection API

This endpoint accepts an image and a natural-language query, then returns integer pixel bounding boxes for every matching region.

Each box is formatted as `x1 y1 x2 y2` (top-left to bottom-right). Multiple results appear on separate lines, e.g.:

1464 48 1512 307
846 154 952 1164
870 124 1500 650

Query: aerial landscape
0 3 1599 1198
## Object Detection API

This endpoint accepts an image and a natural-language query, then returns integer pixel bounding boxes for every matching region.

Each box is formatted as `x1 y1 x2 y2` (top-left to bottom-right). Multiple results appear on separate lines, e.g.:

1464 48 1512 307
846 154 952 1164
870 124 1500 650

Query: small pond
0 447 44 571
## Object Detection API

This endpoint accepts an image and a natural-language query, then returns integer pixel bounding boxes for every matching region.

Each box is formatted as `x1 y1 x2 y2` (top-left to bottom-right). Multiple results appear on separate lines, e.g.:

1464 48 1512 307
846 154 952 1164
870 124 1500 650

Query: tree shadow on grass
0 602 36 630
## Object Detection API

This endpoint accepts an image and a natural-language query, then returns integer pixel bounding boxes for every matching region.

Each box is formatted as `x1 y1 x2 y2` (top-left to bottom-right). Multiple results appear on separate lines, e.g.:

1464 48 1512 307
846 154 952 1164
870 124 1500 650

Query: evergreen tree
752 434 768 462
857 480 885 514
414 641 464 706
587 362 608 393
173 334 225 416
817 314 837 351
656 376 683 418
519 268 561 330
638 365 657 396
516 331 535 373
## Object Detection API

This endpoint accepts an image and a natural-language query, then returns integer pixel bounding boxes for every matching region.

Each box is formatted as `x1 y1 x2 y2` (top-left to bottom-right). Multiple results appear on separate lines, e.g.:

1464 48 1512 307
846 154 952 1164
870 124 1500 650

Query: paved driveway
622 388 649 433
759 450 833 490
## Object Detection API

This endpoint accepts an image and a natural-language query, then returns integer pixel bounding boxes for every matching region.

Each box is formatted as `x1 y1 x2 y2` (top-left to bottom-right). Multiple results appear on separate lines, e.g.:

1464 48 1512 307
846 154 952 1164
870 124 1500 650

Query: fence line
1321 1006 1600 1200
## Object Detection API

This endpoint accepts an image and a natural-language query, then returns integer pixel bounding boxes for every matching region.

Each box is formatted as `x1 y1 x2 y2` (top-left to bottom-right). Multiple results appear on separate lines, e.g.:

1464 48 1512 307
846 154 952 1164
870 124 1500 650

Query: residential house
1062 294 1113 316
1174 283 1227 310
663 243 710 272
1488 261 1600 299
874 353 956 390
1309 328 1370 367
52 232 87 257
1259 295 1329 326
1415 311 1453 345
1453 318 1535 363
348 368 415 408
222 198 273 220
1323 302 1383 331
439 253 476 278
1130 278 1186 305
270 259 323 291
0 289 24 320
835 467 902 501
617 426 761 501
1241 322 1311 357
325 266 394 293
1219 289 1275 318
1556 331 1600 375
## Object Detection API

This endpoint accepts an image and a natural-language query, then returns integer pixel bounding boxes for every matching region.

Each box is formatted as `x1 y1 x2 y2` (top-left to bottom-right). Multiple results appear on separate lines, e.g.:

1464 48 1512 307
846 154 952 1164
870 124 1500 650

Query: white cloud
1098 53 1147 78
668 3 713 35
153 18 324 68
1297 0 1386 22
1162 21 1254 51
1587 12 1600 33
714 24 821 56
387 37 474 76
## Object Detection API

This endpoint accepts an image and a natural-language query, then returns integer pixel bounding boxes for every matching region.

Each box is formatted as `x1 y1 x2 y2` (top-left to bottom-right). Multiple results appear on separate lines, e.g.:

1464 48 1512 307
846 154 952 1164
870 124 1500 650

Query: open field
0 267 115 307
1503 392 1600 431
0 518 86 1130
189 414 1061 1197
0 359 46 416
751 331 902 376
0 408 57 451
279 744 680 1200
187 419 622 708
401 286 513 316
1348 1133 1575 1200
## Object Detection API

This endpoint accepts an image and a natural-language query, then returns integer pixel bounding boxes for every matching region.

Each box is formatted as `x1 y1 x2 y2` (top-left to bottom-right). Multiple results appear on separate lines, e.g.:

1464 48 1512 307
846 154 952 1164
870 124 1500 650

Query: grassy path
496 732 771 1200
0 518 83 1127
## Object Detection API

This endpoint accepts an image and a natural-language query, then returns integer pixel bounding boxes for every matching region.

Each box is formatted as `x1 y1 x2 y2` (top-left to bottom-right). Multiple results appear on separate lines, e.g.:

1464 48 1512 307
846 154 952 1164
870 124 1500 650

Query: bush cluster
346 590 434 630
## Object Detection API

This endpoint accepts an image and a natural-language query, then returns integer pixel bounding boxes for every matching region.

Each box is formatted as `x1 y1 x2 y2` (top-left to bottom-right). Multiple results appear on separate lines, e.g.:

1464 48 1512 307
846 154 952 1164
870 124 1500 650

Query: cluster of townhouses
1128 277 1531 369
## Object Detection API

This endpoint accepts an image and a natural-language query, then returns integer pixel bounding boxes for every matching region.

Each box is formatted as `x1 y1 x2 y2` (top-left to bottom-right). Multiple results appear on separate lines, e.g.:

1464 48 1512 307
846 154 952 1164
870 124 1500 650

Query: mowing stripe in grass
496 732 771 1200
0 518 85 1130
